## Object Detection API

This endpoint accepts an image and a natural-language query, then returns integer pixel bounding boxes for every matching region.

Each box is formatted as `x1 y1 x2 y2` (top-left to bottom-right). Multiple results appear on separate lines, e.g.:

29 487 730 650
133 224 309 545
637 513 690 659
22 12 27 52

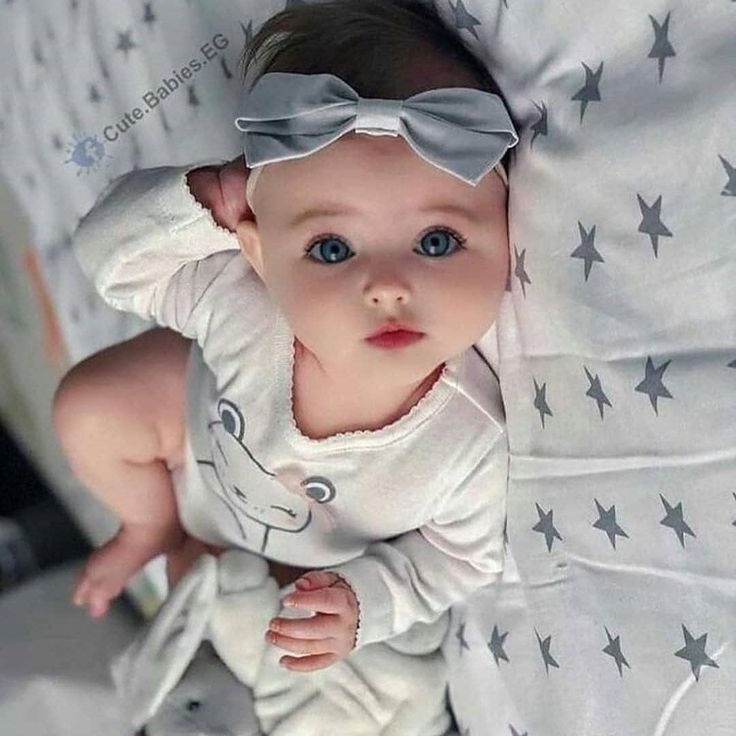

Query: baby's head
234 0 515 388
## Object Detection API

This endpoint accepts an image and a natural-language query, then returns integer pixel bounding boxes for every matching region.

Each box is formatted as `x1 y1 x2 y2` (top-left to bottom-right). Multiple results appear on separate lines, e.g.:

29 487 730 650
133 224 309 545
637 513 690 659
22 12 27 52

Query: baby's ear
235 220 265 280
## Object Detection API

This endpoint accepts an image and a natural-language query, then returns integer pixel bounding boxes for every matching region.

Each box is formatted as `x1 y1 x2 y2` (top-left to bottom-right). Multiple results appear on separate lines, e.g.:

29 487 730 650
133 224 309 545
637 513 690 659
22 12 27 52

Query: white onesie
72 161 508 650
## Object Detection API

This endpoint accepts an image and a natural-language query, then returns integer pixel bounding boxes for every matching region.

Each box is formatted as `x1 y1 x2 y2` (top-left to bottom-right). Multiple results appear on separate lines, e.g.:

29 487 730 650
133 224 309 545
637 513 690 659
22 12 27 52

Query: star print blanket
0 0 734 734
441 1 736 735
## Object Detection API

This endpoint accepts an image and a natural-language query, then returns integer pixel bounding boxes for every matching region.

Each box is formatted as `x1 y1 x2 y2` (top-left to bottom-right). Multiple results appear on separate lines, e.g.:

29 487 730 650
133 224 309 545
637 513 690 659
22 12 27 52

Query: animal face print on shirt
195 398 337 553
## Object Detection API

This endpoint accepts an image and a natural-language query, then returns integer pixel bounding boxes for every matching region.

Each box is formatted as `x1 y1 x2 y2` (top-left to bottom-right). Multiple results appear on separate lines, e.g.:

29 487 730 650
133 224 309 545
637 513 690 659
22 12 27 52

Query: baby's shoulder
454 344 505 432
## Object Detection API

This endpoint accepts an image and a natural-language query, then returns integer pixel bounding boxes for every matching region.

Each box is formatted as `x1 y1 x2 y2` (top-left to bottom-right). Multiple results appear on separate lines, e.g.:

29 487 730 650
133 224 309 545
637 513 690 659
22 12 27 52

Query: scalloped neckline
273 311 462 451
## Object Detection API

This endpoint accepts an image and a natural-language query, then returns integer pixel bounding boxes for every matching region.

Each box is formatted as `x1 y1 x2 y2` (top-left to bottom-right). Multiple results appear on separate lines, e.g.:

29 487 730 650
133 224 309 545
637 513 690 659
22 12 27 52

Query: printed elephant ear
110 554 220 731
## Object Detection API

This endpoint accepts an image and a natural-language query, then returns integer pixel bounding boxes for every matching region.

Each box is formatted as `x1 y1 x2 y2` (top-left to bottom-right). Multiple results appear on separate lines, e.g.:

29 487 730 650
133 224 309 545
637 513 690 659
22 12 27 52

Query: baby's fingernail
283 597 295 607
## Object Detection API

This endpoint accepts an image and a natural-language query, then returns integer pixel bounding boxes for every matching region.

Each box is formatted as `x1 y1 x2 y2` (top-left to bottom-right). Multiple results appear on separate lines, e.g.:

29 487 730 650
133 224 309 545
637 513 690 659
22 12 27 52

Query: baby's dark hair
238 0 500 96
238 0 511 172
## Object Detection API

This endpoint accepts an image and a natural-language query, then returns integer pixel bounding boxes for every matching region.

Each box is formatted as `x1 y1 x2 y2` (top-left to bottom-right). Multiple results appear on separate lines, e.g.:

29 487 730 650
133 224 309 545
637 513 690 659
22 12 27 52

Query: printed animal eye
217 398 245 441
302 476 336 504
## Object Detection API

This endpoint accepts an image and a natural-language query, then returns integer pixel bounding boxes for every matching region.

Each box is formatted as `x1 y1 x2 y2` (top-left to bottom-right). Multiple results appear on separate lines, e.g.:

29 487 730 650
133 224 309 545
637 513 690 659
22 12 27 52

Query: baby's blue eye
304 228 465 264
418 230 460 257
306 237 351 264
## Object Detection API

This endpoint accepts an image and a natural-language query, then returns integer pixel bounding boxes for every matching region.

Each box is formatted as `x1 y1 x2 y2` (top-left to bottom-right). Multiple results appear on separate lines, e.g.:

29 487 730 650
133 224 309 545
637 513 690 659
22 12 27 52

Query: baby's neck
292 340 444 441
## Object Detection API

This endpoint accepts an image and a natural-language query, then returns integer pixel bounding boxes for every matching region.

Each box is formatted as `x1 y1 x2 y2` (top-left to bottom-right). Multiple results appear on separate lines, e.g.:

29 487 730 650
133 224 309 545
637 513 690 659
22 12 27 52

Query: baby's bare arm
52 327 192 616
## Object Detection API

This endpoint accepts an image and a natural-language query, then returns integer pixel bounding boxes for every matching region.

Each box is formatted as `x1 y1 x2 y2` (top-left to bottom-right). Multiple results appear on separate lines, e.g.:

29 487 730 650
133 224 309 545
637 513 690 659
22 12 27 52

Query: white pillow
439 1 736 734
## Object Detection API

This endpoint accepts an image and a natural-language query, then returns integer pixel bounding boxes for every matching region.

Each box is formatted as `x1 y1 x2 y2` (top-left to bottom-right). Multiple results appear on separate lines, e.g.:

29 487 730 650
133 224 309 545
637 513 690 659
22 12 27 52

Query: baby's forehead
259 136 503 219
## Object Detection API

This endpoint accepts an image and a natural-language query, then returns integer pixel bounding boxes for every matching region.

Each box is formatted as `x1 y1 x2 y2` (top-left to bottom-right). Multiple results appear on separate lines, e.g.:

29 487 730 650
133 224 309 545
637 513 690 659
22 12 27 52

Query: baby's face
237 133 509 388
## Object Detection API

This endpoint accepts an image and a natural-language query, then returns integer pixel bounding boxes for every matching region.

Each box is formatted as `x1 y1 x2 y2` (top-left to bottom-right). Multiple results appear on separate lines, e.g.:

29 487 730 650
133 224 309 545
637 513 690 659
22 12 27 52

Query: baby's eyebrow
288 202 481 228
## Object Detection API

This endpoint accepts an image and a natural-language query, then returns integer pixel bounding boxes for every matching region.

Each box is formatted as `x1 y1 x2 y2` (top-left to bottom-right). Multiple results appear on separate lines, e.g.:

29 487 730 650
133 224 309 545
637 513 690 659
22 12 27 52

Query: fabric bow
234 72 519 188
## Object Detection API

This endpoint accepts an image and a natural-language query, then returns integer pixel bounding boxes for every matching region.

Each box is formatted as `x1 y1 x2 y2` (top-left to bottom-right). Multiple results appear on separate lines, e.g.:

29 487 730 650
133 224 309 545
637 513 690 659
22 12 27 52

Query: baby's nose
364 280 410 306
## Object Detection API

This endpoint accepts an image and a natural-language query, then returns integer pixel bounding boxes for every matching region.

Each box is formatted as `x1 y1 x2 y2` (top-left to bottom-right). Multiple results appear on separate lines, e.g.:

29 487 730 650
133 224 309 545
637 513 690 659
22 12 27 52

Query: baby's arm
268 433 508 663
73 160 245 337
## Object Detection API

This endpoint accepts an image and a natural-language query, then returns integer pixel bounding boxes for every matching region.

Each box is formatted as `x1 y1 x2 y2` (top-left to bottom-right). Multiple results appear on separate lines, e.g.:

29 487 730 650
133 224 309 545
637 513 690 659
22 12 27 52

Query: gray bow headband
234 72 519 209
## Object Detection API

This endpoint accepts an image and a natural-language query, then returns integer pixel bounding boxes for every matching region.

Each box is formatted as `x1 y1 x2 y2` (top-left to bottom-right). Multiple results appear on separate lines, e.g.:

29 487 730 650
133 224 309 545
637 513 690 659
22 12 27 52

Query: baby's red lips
368 322 422 339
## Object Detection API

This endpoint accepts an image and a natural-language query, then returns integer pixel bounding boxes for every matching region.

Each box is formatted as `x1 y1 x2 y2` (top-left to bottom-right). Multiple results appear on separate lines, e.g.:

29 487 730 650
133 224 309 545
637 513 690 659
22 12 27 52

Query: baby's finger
282 587 347 615
266 630 335 657
280 652 340 673
269 612 339 640
294 570 337 590
72 575 90 607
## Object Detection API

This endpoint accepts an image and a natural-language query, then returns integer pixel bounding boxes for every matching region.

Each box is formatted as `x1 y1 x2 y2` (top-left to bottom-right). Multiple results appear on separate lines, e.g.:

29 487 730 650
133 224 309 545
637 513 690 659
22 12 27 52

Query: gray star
143 2 156 26
32 38 44 66
115 29 138 59
187 84 200 108
602 626 631 677
534 628 560 674
456 622 470 654
674 625 718 681
510 728 529 736
44 18 56 43
530 101 548 149
648 12 676 83
51 133 63 151
637 194 672 257
635 356 673 414
729 358 736 369
97 54 110 81
240 19 254 43
159 108 171 135
450 0 483 41
514 246 531 297
487 624 510 666
571 61 603 124
718 155 736 197
88 83 102 104
220 56 233 80
533 378 553 428
571 222 604 281
584 366 612 419
660 494 696 547
532 502 563 552
592 499 629 549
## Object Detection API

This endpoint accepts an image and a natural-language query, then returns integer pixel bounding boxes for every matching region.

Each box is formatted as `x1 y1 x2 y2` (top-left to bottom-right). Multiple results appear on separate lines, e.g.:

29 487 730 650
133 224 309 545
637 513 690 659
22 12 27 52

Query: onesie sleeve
323 431 508 650
72 161 244 338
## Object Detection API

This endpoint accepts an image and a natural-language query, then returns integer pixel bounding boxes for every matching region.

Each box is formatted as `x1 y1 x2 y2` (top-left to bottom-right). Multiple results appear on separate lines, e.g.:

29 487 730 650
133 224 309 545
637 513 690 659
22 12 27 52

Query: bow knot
355 97 404 136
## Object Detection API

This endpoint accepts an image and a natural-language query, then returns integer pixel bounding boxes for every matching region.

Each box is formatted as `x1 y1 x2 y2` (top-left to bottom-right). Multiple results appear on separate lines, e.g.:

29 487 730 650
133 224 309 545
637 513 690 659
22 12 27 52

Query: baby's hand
186 156 251 231
266 570 359 672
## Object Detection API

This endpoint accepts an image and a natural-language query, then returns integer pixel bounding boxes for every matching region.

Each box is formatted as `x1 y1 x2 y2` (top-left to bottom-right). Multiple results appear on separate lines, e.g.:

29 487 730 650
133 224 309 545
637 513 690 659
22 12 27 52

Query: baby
53 0 517 729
